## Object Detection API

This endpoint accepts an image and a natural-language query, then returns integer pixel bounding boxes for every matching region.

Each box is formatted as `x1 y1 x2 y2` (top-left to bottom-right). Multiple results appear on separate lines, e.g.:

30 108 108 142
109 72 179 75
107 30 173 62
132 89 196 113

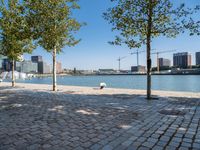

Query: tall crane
151 50 176 72
130 50 145 67
117 56 127 72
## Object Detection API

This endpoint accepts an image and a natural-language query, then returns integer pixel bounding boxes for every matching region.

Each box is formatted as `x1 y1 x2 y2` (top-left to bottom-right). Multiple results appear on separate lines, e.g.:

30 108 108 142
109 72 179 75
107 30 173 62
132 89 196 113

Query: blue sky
24 0 200 70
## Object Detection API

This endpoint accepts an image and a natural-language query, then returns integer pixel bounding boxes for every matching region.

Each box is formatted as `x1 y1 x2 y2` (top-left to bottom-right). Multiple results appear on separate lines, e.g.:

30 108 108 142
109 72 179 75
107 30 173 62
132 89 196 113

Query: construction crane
130 50 145 67
117 56 127 72
151 50 176 72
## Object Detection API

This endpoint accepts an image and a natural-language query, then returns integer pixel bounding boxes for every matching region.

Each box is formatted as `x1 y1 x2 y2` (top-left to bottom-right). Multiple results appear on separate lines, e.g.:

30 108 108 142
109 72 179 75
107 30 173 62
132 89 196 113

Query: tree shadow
0 85 25 91
0 90 199 149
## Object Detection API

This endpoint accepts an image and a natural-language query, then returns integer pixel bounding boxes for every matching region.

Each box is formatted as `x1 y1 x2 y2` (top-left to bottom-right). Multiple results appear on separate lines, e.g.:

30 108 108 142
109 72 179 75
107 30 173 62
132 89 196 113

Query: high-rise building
173 52 192 68
0 55 7 71
20 61 38 73
38 62 51 74
159 58 171 67
2 58 16 71
31 56 43 63
56 62 62 73
31 55 44 73
196 52 200 65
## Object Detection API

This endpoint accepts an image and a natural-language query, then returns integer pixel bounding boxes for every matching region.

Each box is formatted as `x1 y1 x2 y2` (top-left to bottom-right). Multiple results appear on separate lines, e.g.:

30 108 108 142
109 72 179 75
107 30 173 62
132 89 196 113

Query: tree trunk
53 46 57 91
146 0 153 99
12 59 15 87
146 39 151 99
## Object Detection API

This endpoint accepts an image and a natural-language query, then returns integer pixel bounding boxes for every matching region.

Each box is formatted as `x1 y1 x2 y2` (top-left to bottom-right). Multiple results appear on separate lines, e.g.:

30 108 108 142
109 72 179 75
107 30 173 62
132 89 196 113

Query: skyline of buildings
0 55 63 74
17 61 38 73
0 51 200 74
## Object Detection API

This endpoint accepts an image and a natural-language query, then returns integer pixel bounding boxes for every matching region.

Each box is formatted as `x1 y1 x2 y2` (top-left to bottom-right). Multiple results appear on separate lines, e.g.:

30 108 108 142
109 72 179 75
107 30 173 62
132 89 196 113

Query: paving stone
142 141 155 148
102 145 113 150
90 143 102 150
156 141 168 147
152 145 163 150
138 146 150 150
0 87 199 150
159 136 171 142
179 146 190 150
181 142 192 148
193 143 200 149
126 144 138 150
165 145 177 150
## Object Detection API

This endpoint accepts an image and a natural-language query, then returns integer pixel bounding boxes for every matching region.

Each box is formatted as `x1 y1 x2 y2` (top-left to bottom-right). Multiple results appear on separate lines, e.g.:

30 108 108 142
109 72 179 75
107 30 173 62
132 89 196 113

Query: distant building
2 58 16 71
56 62 62 73
80 70 95 75
159 58 171 67
31 55 51 74
16 62 22 72
38 62 51 74
31 55 43 63
131 66 146 73
173 52 192 68
98 69 116 74
196 52 200 65
0 55 7 71
19 61 38 73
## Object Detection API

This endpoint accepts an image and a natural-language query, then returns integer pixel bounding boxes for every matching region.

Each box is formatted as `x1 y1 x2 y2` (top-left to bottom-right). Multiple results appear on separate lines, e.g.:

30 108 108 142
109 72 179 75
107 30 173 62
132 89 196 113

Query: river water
13 75 200 92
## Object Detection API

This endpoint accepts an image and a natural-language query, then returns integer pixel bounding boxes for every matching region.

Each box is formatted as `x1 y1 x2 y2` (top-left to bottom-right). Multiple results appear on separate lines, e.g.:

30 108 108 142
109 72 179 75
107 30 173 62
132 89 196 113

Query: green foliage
0 0 34 61
104 0 200 49
24 0 82 53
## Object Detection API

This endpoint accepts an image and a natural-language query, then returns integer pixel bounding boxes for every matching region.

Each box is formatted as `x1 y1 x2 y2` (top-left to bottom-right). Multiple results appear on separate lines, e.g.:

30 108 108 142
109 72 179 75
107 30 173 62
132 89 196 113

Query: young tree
25 0 82 91
104 0 200 99
0 0 34 87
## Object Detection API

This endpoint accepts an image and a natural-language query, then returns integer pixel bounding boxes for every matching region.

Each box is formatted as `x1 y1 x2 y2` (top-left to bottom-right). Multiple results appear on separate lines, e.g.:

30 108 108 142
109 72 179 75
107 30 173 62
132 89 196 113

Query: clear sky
24 0 200 70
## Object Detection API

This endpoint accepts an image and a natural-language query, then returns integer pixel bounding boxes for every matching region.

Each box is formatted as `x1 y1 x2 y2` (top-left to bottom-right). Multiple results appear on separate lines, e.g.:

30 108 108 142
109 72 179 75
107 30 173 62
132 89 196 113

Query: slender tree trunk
53 46 57 91
146 0 153 99
12 59 15 87
146 39 151 99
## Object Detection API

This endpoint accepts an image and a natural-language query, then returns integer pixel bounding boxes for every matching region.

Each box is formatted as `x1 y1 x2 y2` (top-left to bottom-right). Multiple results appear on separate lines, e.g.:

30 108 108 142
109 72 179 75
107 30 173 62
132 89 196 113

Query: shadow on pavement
0 89 199 149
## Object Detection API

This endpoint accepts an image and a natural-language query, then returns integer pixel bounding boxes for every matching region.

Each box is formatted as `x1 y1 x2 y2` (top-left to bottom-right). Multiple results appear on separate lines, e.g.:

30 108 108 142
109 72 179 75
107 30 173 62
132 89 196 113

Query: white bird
100 82 107 89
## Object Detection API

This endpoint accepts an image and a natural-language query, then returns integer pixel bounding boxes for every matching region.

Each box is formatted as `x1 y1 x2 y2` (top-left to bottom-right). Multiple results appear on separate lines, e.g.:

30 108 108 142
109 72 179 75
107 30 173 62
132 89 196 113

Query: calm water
13 75 200 92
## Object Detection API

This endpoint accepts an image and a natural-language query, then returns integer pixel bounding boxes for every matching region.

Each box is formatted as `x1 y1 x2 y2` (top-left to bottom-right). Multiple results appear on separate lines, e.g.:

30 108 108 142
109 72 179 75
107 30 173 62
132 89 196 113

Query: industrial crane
130 50 145 67
151 50 176 72
117 56 127 72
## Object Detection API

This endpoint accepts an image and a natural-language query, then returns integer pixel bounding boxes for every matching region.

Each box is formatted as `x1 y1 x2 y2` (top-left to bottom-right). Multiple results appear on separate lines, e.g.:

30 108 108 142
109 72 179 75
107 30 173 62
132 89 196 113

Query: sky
24 0 200 70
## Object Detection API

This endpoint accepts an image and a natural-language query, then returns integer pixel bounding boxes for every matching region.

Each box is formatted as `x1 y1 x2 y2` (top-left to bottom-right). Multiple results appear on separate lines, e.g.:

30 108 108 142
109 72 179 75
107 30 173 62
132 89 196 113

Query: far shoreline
34 73 200 77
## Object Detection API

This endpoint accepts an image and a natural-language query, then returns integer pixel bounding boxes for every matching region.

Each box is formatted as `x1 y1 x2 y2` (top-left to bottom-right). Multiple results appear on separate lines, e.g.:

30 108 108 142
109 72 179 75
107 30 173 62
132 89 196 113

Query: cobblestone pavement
0 87 200 150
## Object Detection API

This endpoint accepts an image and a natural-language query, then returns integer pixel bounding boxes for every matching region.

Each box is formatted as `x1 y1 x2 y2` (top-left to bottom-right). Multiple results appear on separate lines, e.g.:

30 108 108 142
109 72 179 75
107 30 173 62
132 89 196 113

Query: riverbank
1 82 199 98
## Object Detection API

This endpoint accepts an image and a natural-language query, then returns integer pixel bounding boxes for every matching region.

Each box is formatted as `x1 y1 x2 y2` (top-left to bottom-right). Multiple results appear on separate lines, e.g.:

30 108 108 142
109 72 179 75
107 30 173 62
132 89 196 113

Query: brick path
0 87 200 150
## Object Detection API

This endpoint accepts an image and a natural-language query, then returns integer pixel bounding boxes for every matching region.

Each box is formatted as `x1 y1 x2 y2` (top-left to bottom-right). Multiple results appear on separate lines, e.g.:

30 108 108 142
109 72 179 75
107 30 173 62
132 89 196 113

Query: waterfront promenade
0 83 200 150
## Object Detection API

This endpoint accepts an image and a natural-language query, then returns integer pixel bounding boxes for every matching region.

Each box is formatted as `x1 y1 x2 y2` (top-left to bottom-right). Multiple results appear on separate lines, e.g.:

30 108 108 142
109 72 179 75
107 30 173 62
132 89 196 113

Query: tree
0 0 34 87
104 0 200 99
25 0 82 91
